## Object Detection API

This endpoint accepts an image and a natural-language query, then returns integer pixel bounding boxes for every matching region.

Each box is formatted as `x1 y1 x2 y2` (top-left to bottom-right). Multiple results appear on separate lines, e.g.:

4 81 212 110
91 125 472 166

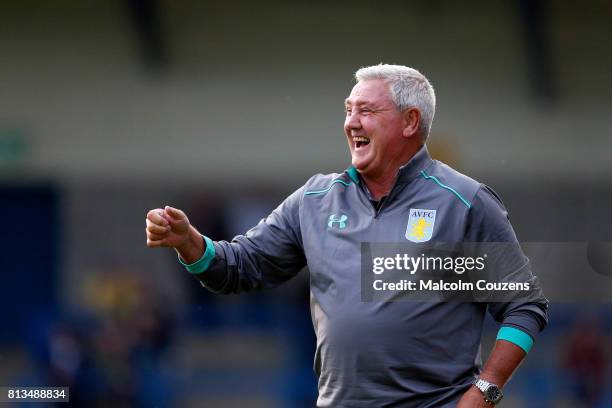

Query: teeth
352 136 370 143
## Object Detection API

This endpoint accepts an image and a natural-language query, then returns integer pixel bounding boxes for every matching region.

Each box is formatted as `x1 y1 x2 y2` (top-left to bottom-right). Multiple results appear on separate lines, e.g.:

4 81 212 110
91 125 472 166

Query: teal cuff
496 326 534 354
179 235 215 274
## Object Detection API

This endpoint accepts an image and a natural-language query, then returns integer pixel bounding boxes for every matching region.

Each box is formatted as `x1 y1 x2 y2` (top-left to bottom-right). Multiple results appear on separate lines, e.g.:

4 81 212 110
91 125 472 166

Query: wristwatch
473 377 503 405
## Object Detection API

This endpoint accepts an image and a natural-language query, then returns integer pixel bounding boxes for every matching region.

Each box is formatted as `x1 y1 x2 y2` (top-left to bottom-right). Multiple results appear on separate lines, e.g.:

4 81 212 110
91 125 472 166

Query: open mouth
353 136 371 149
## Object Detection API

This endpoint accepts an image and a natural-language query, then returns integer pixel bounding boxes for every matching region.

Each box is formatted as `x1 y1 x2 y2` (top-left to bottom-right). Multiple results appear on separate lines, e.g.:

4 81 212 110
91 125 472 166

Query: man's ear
402 108 420 138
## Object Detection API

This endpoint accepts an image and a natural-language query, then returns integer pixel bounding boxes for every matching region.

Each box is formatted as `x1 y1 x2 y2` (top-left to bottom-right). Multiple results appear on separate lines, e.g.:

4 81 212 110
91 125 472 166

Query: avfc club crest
406 208 437 243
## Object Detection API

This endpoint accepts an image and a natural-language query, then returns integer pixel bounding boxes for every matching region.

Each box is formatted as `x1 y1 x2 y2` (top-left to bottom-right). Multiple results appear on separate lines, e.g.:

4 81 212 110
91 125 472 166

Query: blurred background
1 0 611 406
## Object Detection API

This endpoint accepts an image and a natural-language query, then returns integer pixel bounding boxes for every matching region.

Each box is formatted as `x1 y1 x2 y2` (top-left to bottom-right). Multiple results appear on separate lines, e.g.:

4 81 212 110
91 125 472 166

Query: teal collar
345 166 360 184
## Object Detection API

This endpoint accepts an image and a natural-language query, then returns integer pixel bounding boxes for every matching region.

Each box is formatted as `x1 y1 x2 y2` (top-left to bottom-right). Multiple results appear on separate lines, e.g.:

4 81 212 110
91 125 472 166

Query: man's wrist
465 386 495 407
477 372 504 389
174 227 205 264
472 377 503 405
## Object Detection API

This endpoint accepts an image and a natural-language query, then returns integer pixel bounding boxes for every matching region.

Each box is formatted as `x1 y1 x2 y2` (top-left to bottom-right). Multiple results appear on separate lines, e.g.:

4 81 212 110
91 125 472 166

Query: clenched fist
146 206 204 263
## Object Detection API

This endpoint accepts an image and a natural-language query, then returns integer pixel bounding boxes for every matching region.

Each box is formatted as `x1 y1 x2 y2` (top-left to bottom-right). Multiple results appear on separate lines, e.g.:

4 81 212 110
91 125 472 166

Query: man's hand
146 206 190 248
145 206 204 263
456 386 494 407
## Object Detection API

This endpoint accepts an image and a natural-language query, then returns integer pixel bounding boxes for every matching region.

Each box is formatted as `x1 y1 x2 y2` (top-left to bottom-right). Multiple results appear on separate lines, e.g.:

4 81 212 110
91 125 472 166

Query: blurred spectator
563 317 609 407
7 268 177 406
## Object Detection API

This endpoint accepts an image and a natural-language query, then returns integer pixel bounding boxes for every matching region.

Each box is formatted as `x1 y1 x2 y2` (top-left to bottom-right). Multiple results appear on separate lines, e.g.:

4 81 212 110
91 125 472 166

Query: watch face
485 386 503 403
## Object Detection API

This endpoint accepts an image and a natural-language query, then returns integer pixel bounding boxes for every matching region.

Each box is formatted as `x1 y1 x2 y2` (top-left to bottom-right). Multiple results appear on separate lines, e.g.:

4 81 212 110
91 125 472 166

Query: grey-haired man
146 64 548 407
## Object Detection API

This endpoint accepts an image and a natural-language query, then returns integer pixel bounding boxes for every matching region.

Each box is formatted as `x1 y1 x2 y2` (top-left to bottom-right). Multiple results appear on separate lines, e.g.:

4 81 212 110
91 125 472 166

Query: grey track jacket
188 146 549 407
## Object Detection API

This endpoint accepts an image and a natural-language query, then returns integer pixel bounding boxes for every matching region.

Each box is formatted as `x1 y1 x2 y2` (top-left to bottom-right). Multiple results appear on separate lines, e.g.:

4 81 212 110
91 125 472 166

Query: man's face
344 80 407 179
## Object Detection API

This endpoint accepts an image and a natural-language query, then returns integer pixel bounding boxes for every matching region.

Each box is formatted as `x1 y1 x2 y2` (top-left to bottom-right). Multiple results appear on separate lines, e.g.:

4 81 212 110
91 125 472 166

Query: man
146 64 548 407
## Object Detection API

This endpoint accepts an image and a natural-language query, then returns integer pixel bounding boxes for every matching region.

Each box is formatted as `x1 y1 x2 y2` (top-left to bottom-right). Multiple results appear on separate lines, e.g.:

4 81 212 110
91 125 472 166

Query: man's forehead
345 80 391 104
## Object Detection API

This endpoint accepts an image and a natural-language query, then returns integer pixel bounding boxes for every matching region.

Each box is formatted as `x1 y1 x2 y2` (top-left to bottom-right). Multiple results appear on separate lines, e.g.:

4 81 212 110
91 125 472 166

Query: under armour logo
328 214 348 229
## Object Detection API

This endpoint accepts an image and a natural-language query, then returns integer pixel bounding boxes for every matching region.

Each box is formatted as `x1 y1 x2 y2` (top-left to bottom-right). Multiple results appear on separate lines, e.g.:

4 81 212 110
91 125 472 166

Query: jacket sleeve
190 185 307 294
465 185 549 343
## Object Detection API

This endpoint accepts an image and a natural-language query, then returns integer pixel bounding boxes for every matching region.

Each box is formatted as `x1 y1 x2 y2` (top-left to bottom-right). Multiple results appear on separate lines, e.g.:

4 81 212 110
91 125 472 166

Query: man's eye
345 108 352 114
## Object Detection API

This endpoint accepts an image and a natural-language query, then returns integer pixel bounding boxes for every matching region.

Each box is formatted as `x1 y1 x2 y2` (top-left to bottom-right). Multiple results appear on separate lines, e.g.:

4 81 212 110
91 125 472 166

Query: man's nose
345 111 361 130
